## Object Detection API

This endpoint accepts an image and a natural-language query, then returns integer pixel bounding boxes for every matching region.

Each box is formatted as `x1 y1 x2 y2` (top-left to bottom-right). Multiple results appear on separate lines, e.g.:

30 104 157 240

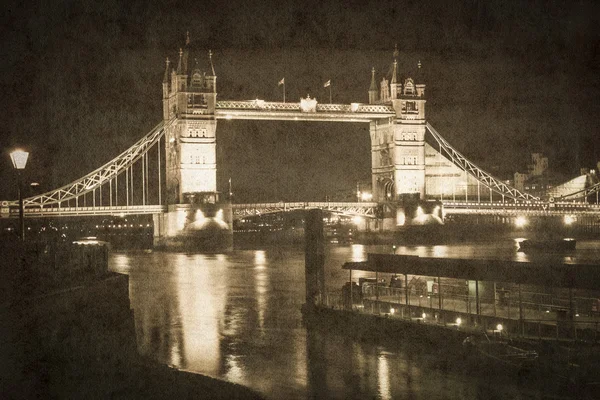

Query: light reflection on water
110 241 600 399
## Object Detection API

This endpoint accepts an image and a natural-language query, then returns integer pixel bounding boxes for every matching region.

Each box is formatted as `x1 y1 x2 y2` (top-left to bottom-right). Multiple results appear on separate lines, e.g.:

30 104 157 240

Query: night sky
1 0 598 202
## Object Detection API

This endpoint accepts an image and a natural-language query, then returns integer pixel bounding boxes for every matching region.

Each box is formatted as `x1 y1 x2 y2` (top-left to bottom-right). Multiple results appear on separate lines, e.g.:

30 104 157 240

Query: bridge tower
391 65 427 200
154 34 232 250
369 55 426 203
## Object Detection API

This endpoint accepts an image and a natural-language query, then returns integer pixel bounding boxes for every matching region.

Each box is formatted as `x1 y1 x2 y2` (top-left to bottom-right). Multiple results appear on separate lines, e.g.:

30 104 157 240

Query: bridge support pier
153 203 233 252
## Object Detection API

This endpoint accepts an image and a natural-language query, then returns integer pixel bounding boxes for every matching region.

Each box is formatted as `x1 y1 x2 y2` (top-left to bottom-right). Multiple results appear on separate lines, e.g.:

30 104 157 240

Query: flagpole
329 85 332 104
283 82 286 103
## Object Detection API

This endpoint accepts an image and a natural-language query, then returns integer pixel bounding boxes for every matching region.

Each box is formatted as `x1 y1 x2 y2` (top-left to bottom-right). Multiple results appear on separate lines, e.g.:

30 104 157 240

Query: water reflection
174 254 225 375
377 354 391 400
110 240 600 399
254 250 268 329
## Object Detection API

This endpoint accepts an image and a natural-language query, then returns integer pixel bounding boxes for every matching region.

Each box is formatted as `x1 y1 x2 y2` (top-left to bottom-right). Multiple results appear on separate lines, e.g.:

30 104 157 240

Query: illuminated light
254 250 266 265
360 192 373 201
73 239 99 245
422 313 427 319
350 103 360 112
496 324 503 332
390 308 395 315
575 313 580 317
169 137 175 143
514 216 528 228
10 150 29 169
350 244 365 262
432 245 449 257
195 209 206 227
352 216 364 226
416 206 424 217
176 210 187 230
546 310 550 313
119 213 125 218
456 317 462 326
396 211 406 226
225 114 233 120
563 215 575 225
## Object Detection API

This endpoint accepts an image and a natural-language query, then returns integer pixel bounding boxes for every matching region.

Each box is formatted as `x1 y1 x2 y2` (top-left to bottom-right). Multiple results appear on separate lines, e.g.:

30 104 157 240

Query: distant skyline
1 0 598 201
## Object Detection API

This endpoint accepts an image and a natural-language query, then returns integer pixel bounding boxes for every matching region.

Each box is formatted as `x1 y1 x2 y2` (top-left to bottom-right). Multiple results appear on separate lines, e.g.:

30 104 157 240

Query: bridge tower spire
368 67 378 104
162 58 171 100
390 52 398 100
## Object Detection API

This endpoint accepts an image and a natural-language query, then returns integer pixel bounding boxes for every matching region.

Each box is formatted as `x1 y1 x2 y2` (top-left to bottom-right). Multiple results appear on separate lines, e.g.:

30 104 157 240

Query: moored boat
463 335 539 372
518 238 576 252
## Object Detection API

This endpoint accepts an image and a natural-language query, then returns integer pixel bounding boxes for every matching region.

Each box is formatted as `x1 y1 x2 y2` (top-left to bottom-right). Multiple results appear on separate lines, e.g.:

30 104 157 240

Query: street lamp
10 149 29 241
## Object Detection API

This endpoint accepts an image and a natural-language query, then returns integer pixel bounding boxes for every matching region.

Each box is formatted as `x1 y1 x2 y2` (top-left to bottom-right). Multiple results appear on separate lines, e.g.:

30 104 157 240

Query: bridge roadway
5 201 600 219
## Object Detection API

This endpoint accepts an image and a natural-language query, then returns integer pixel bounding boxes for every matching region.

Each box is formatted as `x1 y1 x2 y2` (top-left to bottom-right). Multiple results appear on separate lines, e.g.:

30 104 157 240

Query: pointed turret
173 48 188 92
390 59 398 100
368 67 378 104
162 57 171 98
205 50 216 93
415 60 425 97
176 48 183 75
163 57 171 82
182 31 190 75
208 49 216 77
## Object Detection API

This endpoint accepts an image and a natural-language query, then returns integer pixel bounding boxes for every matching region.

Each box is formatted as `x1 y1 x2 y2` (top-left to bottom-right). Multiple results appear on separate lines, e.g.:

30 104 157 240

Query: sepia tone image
1 1 599 399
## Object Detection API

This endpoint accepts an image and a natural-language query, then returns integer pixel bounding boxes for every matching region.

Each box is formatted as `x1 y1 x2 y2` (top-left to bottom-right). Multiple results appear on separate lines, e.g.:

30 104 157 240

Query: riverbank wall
0 241 263 399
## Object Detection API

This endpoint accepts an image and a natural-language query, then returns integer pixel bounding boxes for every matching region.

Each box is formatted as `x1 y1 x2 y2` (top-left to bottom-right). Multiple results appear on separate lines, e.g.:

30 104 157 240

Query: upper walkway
209 100 396 122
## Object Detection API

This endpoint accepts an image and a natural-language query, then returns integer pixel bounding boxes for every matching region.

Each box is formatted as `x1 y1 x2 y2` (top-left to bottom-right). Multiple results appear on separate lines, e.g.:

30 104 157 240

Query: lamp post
10 150 29 242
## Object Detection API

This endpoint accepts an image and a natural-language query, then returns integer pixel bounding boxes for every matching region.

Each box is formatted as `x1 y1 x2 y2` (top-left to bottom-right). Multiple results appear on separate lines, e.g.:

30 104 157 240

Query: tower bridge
2 39 600 249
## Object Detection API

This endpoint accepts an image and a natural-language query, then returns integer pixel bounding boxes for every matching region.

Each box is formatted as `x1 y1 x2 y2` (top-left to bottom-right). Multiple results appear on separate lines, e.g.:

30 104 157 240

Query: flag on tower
323 79 331 88
278 78 285 86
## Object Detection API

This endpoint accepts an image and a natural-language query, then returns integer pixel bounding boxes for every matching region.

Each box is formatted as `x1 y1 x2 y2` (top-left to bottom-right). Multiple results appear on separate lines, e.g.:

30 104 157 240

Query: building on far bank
514 153 599 200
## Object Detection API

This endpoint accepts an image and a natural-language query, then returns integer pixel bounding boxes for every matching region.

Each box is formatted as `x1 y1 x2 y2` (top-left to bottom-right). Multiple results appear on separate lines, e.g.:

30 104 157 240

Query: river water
109 239 600 399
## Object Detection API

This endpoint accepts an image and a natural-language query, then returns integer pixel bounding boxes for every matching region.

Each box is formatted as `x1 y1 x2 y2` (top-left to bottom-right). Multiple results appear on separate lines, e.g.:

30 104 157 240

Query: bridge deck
3 201 599 219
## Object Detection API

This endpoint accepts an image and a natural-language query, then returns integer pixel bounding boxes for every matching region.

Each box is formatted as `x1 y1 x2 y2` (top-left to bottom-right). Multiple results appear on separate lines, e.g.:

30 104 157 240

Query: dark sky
1 0 598 202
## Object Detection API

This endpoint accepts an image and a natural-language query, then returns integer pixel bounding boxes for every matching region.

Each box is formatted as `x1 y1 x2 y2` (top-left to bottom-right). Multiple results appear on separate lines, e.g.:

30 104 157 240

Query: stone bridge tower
162 35 218 205
155 34 232 251
369 55 426 203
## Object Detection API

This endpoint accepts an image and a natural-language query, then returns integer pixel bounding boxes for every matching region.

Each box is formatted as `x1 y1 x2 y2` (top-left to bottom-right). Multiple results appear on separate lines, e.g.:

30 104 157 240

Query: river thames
109 239 600 399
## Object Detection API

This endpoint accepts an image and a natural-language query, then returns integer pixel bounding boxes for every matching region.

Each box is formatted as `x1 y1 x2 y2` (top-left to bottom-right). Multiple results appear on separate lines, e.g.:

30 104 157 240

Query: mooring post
475 280 480 324
305 209 325 309
405 274 409 305
519 283 524 336
349 269 353 310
